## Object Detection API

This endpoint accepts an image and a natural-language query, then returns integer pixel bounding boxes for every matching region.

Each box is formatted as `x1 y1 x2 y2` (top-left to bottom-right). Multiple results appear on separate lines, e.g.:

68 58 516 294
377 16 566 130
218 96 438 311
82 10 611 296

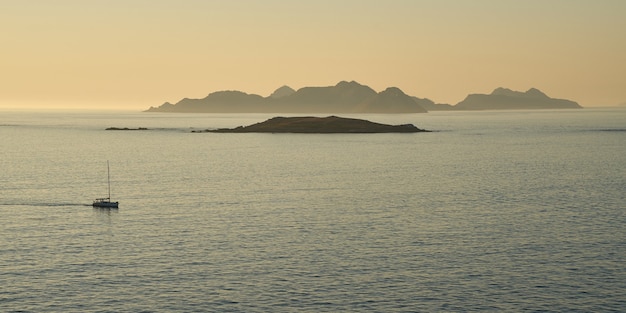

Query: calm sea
1 109 624 312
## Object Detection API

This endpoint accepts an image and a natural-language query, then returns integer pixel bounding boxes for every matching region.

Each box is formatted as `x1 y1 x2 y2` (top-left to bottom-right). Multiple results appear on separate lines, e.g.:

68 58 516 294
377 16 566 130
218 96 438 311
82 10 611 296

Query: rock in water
203 116 429 133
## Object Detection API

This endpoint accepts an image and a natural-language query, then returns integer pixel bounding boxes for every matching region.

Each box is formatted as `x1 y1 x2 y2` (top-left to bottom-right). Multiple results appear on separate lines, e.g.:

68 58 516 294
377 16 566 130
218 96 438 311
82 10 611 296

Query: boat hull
93 201 119 208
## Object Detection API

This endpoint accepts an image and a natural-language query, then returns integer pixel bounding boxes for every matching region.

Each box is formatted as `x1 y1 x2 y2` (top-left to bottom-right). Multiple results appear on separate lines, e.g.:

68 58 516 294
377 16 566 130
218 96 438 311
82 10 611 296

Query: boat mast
107 160 111 200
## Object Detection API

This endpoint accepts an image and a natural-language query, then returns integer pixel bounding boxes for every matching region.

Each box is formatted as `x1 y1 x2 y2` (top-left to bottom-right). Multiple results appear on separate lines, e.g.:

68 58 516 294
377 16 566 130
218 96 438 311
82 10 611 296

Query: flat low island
196 116 429 133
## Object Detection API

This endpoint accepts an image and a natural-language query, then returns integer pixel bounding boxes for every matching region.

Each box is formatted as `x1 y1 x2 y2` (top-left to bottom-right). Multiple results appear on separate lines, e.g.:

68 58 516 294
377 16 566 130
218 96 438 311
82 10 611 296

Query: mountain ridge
146 81 426 113
145 82 581 113
454 88 581 110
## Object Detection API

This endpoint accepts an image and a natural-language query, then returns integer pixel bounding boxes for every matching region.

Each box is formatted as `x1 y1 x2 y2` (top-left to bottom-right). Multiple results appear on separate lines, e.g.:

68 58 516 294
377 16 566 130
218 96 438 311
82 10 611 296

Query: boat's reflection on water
93 207 119 215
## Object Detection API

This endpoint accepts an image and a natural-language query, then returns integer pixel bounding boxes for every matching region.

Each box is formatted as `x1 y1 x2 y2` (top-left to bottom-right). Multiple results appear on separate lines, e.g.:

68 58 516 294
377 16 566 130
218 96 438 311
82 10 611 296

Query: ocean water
1 108 624 312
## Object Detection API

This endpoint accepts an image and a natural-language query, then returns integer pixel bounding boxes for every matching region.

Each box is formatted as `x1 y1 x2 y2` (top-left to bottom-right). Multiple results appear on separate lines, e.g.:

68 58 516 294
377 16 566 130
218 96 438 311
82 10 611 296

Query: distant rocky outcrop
146 81 427 113
196 116 428 133
454 88 581 110
105 127 149 131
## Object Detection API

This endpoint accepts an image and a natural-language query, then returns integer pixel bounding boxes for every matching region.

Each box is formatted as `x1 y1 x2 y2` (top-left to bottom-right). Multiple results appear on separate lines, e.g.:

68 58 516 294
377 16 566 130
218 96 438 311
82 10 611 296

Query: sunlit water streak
1 109 624 312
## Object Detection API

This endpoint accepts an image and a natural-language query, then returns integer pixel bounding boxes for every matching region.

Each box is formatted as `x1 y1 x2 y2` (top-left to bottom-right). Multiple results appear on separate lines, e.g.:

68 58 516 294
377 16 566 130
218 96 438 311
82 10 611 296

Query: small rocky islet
105 127 149 131
193 116 429 133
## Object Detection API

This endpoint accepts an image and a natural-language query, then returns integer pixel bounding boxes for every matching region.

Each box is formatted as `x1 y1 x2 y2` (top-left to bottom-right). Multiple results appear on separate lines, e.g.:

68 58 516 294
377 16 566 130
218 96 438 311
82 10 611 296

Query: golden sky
1 0 625 109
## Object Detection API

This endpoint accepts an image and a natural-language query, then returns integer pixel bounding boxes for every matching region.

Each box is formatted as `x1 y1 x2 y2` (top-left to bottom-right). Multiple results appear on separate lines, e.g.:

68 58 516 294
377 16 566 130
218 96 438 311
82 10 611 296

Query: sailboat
93 161 119 208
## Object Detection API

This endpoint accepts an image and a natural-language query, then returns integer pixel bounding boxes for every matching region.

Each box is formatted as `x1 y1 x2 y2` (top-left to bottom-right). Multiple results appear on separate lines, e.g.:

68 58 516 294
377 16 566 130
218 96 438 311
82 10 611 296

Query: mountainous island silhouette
145 81 581 113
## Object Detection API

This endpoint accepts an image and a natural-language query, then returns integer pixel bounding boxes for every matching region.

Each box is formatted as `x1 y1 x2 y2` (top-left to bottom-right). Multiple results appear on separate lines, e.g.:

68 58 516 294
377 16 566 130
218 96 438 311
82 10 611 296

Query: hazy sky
2 0 625 109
